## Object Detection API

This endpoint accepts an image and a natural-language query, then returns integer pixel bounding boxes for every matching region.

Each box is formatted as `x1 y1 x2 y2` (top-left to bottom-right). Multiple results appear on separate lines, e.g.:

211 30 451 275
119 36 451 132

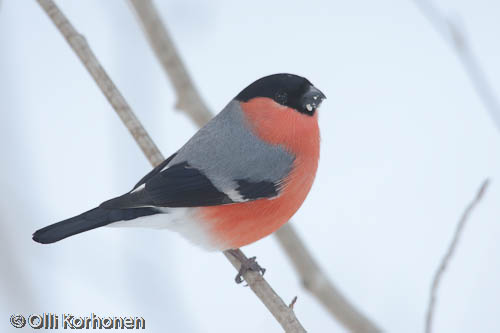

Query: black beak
302 86 326 113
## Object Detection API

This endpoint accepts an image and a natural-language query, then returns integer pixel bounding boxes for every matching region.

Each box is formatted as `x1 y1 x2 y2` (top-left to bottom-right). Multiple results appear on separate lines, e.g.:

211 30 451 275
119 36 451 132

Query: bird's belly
198 167 316 250
108 194 306 251
197 199 291 250
108 207 220 251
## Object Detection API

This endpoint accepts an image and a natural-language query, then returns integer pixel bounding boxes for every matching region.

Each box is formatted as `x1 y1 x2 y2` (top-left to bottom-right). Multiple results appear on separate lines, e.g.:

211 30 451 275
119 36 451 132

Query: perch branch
224 249 306 332
425 179 490 333
128 0 381 331
413 0 500 132
36 0 305 331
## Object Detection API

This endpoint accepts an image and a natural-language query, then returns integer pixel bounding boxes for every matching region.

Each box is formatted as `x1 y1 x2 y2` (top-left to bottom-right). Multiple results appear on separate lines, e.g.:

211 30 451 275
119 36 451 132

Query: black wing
101 161 235 209
141 161 235 207
101 154 281 209
234 179 279 200
132 152 177 190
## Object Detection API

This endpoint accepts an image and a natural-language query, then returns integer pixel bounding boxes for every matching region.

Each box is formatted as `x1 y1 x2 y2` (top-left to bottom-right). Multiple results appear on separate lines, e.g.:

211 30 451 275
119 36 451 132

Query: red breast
198 97 320 249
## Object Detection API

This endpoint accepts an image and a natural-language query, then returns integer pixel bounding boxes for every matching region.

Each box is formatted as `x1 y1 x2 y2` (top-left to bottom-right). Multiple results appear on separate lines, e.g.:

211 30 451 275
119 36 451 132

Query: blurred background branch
425 179 490 333
413 0 500 132
412 2 498 331
36 0 306 331
275 225 381 332
127 0 381 331
127 0 211 128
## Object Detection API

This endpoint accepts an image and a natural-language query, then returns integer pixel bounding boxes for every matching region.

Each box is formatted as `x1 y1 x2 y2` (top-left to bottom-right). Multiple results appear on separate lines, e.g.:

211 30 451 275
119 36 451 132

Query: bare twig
223 249 306 332
36 0 305 331
413 0 500 132
425 179 490 333
128 0 382 331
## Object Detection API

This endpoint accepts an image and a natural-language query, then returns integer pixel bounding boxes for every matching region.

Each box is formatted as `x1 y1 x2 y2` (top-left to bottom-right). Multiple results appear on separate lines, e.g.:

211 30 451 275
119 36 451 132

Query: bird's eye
275 91 288 105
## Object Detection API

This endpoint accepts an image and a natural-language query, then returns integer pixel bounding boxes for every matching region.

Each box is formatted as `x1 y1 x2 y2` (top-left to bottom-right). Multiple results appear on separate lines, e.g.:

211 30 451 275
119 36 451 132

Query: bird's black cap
235 73 326 116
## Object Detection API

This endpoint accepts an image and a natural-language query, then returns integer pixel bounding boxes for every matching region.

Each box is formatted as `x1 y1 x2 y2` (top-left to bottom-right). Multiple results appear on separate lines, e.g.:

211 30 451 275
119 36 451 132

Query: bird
33 73 326 281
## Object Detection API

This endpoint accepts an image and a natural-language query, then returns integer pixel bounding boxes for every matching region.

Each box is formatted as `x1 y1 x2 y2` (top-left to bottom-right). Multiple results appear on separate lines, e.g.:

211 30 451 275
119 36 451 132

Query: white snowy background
1 0 499 332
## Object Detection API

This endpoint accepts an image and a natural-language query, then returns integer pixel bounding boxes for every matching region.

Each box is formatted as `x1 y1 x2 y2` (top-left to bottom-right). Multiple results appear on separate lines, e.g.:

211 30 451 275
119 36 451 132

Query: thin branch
127 0 382 331
223 249 306 332
36 0 305 331
413 0 500 132
425 179 490 333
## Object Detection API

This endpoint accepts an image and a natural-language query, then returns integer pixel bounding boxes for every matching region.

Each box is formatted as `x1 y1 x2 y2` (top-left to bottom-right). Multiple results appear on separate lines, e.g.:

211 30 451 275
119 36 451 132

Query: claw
227 250 266 284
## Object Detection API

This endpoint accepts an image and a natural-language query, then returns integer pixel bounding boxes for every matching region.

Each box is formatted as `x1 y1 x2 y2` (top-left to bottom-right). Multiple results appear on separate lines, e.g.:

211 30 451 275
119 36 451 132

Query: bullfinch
33 73 326 258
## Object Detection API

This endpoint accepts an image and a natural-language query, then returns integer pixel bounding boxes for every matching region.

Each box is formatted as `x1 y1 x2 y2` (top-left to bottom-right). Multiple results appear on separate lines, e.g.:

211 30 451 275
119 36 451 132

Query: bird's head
236 73 326 116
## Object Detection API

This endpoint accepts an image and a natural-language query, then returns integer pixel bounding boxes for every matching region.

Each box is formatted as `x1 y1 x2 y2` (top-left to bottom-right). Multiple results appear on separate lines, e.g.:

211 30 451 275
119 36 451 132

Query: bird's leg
227 249 266 284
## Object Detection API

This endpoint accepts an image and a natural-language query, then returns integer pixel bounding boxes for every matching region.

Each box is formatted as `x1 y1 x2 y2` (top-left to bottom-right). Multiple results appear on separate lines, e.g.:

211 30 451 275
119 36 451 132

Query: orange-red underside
198 98 320 249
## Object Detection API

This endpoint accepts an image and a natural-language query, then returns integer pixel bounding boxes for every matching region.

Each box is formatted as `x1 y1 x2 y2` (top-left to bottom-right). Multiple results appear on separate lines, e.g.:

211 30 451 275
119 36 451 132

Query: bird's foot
235 256 266 284
227 249 266 284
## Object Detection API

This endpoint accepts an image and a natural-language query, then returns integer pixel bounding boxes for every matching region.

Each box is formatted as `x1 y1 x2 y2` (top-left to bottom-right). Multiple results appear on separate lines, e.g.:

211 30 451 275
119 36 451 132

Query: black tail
32 207 160 244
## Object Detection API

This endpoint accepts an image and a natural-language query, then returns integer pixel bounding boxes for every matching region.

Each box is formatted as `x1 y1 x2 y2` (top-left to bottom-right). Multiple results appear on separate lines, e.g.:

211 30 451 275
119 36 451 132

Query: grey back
169 100 295 199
